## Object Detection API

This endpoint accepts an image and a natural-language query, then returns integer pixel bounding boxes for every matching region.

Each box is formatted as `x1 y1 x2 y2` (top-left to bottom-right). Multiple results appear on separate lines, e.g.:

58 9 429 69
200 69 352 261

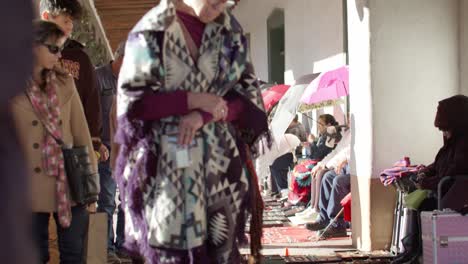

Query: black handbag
25 92 99 205
60 143 99 205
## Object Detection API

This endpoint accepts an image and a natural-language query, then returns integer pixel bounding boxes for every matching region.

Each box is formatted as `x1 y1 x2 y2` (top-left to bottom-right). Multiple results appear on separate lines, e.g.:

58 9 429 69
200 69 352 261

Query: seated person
392 95 468 263
268 116 307 194
287 114 340 205
297 126 351 218
305 114 339 161
286 115 307 156
416 94 468 210
287 115 307 142
305 155 350 238
258 133 300 194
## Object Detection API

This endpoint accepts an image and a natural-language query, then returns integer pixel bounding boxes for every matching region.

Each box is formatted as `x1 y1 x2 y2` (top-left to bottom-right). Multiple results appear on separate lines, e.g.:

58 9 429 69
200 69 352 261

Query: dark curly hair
39 0 83 20
319 114 338 126
33 20 65 45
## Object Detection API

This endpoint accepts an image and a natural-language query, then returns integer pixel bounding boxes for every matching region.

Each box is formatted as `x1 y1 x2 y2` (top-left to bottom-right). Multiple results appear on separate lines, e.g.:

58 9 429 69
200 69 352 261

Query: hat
434 95 468 133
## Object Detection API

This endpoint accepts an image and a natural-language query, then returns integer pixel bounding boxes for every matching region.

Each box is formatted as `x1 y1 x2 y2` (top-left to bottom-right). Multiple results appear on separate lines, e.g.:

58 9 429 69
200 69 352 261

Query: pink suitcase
421 176 468 263
421 210 468 263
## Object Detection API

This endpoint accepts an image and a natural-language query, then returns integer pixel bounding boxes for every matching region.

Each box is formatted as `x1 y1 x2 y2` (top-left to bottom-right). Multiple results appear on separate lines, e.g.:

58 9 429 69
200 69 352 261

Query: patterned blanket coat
115 1 269 263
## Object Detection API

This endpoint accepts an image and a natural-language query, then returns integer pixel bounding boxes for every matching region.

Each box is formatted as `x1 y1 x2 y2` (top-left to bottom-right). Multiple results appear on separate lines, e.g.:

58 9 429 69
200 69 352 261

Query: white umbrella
255 134 300 183
270 73 319 142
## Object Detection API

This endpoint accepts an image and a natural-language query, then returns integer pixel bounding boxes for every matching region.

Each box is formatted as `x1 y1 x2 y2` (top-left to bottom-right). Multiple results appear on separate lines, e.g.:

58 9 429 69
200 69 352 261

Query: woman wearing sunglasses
10 21 98 263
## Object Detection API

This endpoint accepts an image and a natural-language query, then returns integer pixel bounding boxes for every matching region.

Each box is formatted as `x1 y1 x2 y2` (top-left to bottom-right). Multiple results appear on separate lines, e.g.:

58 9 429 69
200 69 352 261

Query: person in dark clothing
39 0 108 162
286 115 307 142
393 95 468 263
307 114 338 161
269 115 307 194
306 164 350 238
95 42 126 262
269 152 294 194
417 94 468 210
286 115 307 156
0 2 38 263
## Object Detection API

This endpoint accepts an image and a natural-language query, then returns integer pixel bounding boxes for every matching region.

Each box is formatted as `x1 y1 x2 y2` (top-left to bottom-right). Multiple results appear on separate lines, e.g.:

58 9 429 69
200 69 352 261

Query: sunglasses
42 43 64 55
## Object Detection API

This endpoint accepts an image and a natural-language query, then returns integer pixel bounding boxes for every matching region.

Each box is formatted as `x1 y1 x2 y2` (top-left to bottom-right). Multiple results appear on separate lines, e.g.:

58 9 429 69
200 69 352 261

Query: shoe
295 206 313 216
298 211 319 221
297 208 318 218
107 251 122 264
305 220 328 231
284 206 305 217
318 224 348 239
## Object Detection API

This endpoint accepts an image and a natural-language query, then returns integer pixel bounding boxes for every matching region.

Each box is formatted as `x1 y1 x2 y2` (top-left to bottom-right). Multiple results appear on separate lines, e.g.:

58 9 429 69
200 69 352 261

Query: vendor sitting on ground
416 94 468 210
296 125 351 219
287 114 340 205
305 150 350 238
391 95 468 263
269 116 308 195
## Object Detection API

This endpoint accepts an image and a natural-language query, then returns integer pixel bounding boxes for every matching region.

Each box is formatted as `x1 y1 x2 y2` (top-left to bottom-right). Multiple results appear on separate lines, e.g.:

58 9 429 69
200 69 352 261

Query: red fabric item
340 193 352 222
176 11 206 49
288 159 318 205
261 84 290 112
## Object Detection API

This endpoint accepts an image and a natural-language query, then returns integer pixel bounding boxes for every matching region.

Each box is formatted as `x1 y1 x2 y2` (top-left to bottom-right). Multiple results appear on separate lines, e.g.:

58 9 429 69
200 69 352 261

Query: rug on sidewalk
260 226 317 244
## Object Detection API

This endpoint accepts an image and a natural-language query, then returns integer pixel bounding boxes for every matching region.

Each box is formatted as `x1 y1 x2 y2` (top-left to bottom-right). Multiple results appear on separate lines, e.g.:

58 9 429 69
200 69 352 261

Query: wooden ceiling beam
94 0 159 51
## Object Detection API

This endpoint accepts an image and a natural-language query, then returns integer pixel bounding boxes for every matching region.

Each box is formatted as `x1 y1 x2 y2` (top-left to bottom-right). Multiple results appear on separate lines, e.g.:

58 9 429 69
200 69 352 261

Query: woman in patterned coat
115 0 269 263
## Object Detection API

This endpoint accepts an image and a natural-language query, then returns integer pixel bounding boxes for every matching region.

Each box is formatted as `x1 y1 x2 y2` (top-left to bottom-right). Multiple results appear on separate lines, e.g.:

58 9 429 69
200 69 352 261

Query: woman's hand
98 144 109 162
178 111 204 146
335 160 348 175
87 202 97 213
311 164 324 178
188 92 228 121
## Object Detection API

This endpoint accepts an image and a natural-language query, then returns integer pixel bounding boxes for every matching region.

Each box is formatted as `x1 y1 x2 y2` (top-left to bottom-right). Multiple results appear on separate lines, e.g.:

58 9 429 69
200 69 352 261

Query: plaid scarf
26 71 71 228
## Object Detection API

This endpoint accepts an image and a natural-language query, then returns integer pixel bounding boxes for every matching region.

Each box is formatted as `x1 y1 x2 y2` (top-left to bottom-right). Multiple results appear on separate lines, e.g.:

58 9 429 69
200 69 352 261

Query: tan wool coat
10 73 98 213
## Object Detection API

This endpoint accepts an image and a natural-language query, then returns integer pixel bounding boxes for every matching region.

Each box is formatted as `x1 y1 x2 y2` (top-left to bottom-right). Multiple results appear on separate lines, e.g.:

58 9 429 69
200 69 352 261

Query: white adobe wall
370 0 459 175
233 0 345 84
349 0 460 178
347 0 373 179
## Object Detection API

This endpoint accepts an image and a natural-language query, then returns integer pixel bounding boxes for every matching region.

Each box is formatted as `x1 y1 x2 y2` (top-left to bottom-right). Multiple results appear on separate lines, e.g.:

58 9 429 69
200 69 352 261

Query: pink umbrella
300 66 349 104
262 84 290 112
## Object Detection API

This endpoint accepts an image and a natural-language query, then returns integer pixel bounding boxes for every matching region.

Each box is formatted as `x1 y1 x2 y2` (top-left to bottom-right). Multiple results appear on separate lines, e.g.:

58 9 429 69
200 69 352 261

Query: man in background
95 42 128 263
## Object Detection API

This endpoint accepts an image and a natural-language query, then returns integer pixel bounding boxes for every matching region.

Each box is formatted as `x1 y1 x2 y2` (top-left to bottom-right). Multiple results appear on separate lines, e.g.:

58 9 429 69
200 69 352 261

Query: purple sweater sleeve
129 90 246 124
129 90 189 120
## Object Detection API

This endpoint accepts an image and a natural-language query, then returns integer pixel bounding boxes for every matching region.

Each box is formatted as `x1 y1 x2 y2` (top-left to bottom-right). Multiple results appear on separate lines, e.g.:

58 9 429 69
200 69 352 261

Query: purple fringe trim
115 115 160 261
